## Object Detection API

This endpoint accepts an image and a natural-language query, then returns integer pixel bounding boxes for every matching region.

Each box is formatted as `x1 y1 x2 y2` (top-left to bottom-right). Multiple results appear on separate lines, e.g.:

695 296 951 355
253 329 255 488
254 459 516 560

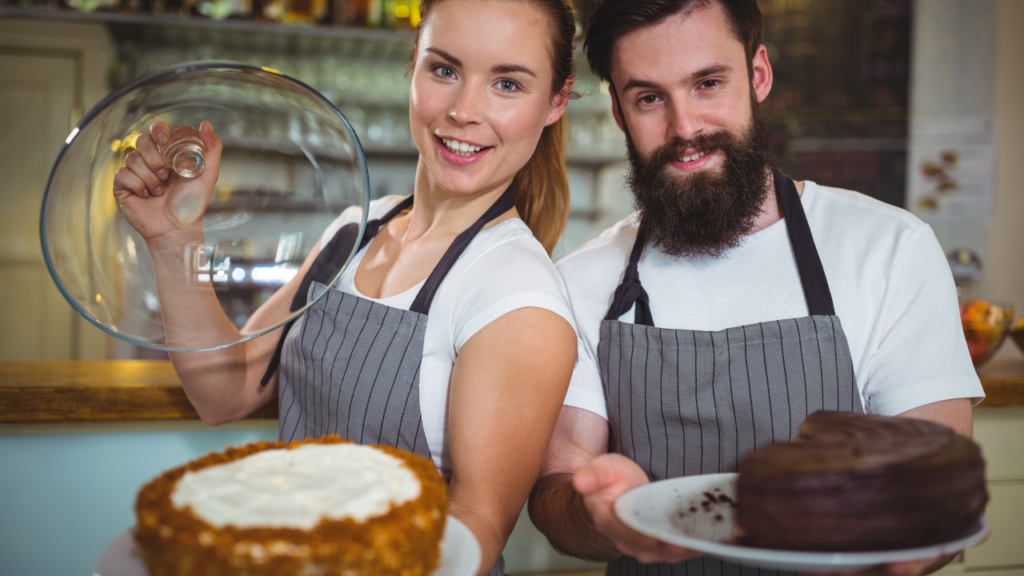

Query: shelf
0 6 415 43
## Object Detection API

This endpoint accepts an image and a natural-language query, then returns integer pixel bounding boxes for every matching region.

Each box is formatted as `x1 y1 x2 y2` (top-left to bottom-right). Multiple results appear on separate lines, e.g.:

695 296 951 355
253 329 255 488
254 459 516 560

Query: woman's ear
544 76 575 126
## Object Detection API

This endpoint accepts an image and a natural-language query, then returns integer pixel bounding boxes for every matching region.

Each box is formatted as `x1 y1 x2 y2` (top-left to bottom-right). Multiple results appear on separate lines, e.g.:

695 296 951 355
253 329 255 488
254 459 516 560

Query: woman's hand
112 120 222 243
574 453 702 564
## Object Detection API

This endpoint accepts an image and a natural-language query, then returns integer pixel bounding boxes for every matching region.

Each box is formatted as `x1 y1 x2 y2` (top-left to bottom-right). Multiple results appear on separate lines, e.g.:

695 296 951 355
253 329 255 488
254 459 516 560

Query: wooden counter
0 361 278 423
1 357 1022 424
975 357 1024 407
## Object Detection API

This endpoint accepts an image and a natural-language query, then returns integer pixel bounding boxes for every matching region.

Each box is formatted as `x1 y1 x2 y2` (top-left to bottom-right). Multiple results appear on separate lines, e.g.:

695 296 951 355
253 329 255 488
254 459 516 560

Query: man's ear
751 44 773 103
545 76 575 126
609 85 626 133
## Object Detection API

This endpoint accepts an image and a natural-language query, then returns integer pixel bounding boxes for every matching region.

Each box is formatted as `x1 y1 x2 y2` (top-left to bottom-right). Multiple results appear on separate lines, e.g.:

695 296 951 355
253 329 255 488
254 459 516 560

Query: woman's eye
498 79 519 92
435 66 456 79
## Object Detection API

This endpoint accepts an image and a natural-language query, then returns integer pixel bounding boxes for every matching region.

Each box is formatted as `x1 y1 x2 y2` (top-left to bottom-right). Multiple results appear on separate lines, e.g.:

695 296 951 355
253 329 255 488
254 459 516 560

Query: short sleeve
861 224 984 415
449 232 576 352
562 331 609 419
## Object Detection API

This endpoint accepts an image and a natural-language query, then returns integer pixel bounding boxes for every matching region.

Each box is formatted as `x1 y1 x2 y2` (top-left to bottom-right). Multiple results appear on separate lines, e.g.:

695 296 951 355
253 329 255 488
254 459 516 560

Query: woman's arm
113 121 325 425
446 307 576 575
161 236 324 425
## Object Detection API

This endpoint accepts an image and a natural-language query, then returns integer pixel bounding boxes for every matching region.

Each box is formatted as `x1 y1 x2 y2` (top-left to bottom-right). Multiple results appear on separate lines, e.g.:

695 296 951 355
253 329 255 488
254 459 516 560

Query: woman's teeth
680 151 707 162
442 138 484 157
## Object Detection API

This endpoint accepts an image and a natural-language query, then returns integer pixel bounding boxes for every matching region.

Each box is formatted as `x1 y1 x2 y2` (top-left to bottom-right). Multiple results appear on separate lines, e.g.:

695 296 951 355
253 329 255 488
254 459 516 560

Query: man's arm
528 406 700 564
898 398 973 438
881 398 975 576
528 405 618 561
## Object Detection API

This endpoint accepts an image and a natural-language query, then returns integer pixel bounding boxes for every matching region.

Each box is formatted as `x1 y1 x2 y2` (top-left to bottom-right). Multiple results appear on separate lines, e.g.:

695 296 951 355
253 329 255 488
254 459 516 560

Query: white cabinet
939 406 1024 576
0 19 113 360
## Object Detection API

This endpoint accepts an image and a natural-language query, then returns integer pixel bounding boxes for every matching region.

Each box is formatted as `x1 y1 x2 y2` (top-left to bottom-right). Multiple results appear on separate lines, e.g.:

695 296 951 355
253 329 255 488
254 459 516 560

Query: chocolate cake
736 411 987 551
134 435 448 576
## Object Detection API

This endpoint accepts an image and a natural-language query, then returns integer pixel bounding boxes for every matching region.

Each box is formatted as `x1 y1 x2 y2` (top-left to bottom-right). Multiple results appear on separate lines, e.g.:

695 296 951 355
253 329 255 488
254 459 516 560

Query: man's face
609 2 771 177
609 2 776 258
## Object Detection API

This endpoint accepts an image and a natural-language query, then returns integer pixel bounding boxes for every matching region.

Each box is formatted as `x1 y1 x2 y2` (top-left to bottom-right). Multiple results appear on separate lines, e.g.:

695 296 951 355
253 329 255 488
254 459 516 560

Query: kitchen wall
984 0 1024 337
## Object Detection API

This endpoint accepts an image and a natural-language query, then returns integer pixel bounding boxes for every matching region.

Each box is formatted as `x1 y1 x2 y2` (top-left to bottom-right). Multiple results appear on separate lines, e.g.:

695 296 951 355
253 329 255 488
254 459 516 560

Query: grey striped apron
600 173 864 576
262 185 518 576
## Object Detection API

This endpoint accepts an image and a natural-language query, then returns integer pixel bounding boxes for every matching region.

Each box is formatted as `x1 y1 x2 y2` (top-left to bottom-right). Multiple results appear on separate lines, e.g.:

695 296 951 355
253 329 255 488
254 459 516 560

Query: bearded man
529 0 984 574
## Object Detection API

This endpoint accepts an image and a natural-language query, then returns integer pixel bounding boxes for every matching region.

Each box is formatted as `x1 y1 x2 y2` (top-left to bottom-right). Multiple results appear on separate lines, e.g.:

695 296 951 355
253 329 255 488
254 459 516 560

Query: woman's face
409 0 569 197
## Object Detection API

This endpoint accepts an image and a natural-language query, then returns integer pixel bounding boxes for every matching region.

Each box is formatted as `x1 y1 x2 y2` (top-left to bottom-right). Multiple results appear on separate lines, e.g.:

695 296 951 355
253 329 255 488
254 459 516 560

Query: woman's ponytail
514 114 570 255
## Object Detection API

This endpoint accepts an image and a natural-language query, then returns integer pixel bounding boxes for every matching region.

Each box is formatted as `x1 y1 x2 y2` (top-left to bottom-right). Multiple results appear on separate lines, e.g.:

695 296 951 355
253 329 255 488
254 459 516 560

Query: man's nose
666 99 705 142
449 85 484 125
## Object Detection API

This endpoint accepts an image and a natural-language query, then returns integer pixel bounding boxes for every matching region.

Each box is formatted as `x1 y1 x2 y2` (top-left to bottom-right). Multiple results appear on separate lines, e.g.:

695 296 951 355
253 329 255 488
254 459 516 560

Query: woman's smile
435 135 493 165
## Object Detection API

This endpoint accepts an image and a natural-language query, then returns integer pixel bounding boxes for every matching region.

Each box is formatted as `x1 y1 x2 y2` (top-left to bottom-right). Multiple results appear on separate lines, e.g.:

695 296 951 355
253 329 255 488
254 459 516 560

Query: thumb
197 120 222 190
574 456 629 499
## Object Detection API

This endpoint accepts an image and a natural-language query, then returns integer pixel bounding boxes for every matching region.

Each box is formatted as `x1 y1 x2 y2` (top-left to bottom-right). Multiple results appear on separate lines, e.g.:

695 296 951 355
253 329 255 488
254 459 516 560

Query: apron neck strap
774 171 835 316
347 182 518 315
603 172 835 327
409 182 518 315
604 229 654 326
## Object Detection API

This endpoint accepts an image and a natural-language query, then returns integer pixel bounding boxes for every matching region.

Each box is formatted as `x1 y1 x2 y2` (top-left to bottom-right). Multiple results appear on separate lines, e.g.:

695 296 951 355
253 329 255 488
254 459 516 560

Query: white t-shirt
558 181 984 420
318 195 576 478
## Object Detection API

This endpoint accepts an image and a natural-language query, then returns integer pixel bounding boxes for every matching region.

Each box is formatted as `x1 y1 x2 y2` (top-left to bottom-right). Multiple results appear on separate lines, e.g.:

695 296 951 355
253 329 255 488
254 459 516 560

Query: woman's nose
448 86 484 125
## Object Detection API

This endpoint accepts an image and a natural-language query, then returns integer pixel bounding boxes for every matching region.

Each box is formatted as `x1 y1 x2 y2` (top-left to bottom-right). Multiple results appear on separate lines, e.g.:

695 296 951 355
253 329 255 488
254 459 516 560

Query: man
529 0 984 574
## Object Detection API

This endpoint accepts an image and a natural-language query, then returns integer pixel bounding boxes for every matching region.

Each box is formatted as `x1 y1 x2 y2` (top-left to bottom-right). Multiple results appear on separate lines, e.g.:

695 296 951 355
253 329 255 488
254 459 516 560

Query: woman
112 0 580 573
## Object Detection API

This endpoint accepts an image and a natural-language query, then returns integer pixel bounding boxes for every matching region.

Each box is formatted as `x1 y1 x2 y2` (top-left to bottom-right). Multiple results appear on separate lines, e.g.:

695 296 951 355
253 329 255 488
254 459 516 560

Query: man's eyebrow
620 65 733 92
492 64 537 78
426 48 462 67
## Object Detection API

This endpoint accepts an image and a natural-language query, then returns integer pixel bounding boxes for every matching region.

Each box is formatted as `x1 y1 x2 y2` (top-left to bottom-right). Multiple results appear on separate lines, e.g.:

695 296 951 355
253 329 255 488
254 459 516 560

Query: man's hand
574 453 702 564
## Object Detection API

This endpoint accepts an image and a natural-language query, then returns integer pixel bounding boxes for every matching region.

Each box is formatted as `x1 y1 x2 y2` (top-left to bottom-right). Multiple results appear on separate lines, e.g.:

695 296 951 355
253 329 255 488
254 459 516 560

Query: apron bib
263 185 518 576
599 173 864 576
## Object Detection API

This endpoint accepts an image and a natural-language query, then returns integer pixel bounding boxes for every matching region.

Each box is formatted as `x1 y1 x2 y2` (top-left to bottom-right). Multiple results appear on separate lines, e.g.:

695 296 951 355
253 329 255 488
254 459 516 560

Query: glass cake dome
41 63 370 352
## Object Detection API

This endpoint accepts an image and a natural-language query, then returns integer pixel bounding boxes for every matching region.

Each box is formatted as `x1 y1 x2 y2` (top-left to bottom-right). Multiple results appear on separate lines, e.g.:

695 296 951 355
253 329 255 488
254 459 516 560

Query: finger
197 120 222 180
573 465 602 496
134 134 169 181
114 167 150 200
125 151 165 198
149 121 171 147
576 454 648 499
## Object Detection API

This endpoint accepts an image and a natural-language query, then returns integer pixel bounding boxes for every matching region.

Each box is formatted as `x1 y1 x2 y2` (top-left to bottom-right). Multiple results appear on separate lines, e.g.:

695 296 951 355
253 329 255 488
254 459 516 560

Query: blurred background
1 1 1022 575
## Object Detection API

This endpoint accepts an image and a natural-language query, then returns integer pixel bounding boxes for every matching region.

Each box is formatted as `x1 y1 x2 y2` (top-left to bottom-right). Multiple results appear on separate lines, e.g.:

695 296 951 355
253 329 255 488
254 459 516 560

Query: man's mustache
645 132 739 169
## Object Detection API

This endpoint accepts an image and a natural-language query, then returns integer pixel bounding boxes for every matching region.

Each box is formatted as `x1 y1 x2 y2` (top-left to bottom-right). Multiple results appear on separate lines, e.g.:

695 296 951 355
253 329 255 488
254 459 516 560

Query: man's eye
640 95 659 105
700 79 721 89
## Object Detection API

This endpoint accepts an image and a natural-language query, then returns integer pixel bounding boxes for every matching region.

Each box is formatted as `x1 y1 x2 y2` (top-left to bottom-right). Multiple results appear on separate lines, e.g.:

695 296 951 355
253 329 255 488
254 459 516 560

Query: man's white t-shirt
558 181 984 420
318 195 576 478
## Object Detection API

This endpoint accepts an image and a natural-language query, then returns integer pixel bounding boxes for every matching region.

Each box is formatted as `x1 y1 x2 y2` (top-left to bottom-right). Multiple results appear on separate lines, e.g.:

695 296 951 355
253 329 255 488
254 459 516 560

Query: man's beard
626 101 776 259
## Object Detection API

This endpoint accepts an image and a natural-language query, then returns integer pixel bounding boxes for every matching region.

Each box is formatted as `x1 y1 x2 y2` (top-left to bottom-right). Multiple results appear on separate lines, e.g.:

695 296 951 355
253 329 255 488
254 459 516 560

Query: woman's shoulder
446 219 569 309
444 219 575 348
461 219 560 279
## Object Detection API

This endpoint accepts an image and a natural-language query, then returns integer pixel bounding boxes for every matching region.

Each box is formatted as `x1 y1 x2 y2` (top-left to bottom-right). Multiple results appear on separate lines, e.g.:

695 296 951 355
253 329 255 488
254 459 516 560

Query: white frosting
171 444 422 529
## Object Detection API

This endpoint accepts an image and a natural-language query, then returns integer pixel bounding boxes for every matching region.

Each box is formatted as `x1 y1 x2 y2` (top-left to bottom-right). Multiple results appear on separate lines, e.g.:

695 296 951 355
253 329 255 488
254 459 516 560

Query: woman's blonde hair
411 0 577 254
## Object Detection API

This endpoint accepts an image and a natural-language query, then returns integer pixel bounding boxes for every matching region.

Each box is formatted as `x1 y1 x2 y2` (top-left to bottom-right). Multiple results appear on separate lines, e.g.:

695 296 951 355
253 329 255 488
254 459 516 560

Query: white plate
94 515 480 576
615 473 990 572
